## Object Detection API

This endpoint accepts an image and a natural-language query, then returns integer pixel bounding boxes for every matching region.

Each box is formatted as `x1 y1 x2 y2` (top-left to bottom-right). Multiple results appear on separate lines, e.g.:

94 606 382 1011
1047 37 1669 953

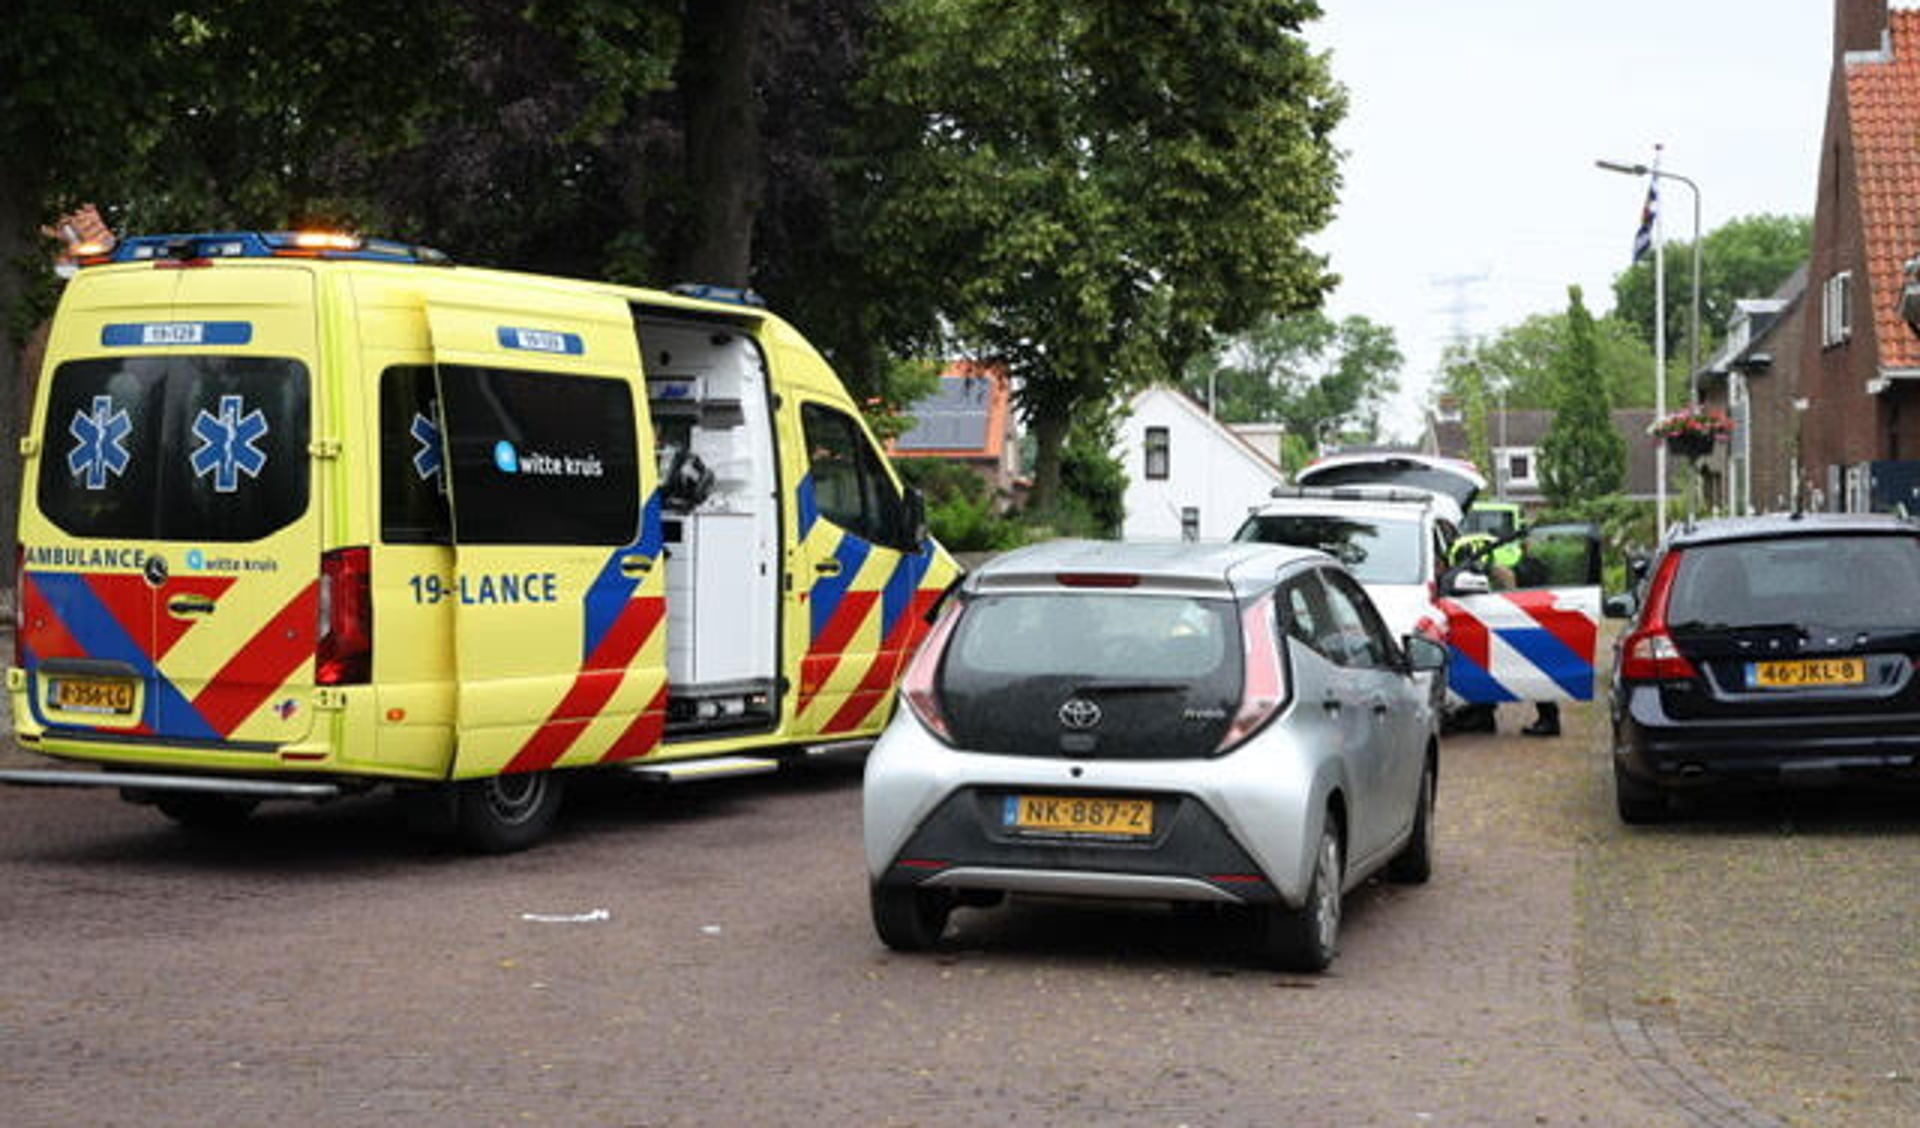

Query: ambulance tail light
900 602 965 744
317 547 373 686
12 544 22 668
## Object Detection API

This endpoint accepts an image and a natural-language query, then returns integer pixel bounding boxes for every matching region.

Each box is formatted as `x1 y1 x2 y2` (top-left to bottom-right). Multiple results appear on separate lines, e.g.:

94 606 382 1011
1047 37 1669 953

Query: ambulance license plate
50 677 137 716
1748 658 1866 689
1004 794 1153 837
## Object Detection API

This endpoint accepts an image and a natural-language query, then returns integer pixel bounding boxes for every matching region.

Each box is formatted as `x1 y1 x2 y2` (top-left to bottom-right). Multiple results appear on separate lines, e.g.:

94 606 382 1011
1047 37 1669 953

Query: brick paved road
1 690 1913 1126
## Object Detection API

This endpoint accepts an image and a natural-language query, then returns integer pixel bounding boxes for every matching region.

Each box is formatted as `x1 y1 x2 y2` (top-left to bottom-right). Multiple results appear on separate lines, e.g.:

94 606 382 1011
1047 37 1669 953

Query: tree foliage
1182 311 1400 449
1610 213 1811 362
1439 310 1656 412
1538 287 1626 507
846 0 1344 509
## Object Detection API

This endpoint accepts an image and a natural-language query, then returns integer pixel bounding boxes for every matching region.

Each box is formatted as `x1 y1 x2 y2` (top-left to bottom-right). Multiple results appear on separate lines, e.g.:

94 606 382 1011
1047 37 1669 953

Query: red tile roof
1847 9 1920 370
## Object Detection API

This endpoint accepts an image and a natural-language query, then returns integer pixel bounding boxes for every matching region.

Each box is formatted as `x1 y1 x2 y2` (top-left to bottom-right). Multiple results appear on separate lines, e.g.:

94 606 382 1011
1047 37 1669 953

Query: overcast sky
1307 2 1837 439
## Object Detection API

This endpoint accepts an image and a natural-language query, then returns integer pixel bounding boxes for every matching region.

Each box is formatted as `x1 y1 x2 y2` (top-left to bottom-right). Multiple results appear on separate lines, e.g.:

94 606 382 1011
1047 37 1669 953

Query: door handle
1322 697 1342 715
815 560 843 577
619 554 654 577
167 595 217 617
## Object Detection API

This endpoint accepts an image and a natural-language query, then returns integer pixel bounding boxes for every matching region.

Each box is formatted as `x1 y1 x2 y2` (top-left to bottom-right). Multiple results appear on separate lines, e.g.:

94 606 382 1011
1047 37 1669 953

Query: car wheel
1386 756 1435 884
154 794 259 830
454 771 565 853
1614 763 1670 825
1260 817 1343 973
871 882 953 952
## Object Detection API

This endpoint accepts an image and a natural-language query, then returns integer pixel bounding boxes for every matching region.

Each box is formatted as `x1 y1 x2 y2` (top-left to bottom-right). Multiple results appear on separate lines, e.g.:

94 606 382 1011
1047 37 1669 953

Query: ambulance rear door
21 263 322 748
425 292 666 779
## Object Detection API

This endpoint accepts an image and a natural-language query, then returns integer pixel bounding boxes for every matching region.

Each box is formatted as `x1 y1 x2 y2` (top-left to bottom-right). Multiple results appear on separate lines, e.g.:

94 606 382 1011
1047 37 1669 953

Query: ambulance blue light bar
84 231 452 267
670 282 767 308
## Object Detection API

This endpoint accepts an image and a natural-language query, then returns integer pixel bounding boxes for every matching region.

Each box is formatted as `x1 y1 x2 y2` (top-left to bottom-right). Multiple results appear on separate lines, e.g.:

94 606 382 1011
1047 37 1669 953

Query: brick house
888 360 1021 496
1802 0 1920 512
1427 408 1659 514
1694 265 1810 512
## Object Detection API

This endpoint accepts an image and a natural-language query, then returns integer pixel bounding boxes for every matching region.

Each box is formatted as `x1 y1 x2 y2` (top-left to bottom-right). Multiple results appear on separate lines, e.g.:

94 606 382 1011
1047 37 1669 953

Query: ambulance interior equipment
642 317 781 737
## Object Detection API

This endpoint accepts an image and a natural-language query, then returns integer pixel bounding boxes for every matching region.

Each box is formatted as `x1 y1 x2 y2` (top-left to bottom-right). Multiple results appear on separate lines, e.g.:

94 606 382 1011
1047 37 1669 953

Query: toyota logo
1058 697 1102 731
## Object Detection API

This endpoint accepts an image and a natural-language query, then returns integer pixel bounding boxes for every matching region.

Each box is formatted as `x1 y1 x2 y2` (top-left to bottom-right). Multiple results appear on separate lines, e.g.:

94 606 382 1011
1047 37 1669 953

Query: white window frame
1824 270 1853 347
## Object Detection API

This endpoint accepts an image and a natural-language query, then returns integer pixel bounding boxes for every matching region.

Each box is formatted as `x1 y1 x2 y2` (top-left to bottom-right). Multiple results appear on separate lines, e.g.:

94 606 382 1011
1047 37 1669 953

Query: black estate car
1607 512 1920 822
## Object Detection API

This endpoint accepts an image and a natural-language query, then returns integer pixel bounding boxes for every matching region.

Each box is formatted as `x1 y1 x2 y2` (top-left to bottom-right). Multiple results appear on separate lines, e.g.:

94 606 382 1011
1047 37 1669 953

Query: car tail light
1219 594 1291 752
317 547 373 686
1618 550 1697 682
900 601 965 742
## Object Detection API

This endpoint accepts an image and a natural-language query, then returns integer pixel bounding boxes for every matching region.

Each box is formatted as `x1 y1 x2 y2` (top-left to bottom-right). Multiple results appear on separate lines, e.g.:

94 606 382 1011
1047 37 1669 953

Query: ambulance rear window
379 365 451 544
38 356 310 542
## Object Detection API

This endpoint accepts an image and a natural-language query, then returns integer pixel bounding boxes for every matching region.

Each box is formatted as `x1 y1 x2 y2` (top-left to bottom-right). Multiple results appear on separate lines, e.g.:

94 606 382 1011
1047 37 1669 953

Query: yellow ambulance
4 231 961 850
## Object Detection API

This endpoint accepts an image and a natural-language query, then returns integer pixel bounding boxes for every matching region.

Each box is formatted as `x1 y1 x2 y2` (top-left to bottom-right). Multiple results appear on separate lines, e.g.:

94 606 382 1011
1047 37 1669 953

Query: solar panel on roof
895 376 994 451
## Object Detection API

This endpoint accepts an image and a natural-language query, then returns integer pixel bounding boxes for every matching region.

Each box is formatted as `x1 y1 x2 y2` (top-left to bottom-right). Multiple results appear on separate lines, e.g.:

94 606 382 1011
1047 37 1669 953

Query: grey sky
1308 2 1835 438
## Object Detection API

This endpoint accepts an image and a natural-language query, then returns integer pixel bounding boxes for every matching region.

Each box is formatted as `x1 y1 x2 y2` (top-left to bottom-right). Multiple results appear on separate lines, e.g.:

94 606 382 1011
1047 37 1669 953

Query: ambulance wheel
454 771 565 853
155 794 259 830
871 883 953 951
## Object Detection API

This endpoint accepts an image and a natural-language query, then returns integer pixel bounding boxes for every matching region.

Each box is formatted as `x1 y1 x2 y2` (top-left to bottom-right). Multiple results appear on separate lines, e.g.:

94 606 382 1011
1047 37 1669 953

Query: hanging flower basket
1664 430 1715 460
1649 405 1732 460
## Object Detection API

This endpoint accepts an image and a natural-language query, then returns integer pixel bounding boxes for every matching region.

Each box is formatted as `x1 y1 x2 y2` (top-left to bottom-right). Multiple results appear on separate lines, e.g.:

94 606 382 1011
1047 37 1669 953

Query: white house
1117 385 1287 541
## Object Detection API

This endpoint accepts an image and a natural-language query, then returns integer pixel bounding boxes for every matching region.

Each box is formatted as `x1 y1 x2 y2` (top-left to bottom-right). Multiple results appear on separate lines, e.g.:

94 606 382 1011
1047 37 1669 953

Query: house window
1181 506 1200 542
1823 270 1853 347
1495 447 1537 490
1144 426 1170 479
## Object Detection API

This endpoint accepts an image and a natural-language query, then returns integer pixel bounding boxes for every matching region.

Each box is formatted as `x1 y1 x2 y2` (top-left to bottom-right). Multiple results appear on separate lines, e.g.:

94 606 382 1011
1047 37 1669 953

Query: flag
1631 178 1658 263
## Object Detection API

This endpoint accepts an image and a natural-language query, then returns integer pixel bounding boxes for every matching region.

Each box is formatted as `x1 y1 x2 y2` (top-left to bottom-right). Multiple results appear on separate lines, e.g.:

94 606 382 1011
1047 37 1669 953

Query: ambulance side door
1440 523 1603 704
426 296 667 779
789 399 936 737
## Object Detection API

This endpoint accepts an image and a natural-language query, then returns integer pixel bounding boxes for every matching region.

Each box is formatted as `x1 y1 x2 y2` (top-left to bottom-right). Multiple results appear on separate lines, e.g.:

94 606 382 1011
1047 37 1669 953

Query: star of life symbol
190 394 270 493
410 406 442 481
68 395 133 490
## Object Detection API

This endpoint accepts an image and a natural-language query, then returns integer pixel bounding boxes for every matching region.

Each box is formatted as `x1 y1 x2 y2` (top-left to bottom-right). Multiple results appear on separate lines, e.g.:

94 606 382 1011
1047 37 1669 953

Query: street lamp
1597 155 1703 539
1595 159 1703 381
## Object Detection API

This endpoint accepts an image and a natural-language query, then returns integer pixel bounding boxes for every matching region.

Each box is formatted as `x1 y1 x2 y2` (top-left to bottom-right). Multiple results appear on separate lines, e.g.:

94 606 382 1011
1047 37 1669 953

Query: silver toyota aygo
863 540 1447 972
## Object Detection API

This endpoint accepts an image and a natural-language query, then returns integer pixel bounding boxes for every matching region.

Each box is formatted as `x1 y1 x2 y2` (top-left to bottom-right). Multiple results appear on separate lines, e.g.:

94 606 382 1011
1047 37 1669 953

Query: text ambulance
4 231 961 851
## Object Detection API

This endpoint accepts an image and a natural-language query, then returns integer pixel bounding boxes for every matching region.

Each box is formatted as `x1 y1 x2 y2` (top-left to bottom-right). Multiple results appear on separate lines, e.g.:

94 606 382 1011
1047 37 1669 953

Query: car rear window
38 355 310 542
1668 534 1920 631
1236 513 1422 584
938 591 1242 759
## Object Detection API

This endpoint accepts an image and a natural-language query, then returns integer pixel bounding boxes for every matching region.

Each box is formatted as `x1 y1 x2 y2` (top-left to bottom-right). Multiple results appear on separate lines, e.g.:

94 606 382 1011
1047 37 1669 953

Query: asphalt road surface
2 694 1916 1126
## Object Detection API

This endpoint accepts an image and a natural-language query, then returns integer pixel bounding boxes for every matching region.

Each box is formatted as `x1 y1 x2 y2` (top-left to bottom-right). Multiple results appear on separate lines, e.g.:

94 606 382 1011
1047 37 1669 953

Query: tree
1611 213 1811 362
1439 310 1656 412
847 0 1343 510
1183 311 1401 449
1538 287 1625 507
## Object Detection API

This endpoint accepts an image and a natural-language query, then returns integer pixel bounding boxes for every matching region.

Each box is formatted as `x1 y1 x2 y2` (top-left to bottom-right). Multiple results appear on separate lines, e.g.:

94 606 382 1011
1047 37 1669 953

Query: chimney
1837 0 1890 61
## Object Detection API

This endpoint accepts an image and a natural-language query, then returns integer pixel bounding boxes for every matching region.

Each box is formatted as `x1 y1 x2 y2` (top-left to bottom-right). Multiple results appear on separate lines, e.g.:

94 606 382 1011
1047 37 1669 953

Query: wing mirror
1403 634 1449 672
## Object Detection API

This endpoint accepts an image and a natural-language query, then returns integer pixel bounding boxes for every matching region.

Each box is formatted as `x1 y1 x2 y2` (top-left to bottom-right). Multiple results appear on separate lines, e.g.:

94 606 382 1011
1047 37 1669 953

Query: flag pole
1652 144 1667 541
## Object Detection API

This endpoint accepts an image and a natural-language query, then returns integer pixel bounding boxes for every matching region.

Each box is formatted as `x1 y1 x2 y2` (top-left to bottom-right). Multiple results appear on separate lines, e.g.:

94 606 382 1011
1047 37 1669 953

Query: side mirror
1403 634 1449 672
1603 592 1638 620
1626 554 1651 584
1445 569 1491 597
902 486 929 551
